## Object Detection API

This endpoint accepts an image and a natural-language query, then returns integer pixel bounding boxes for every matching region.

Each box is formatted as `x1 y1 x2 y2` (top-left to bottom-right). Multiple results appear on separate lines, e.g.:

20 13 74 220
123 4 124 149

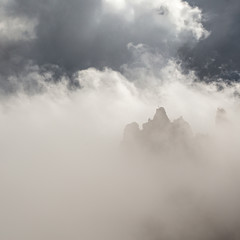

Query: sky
0 0 239 93
1 1 240 240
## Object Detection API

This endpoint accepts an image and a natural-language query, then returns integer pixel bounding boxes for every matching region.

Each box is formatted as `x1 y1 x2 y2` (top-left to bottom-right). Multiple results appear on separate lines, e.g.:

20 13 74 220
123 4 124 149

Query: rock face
123 106 231 158
123 107 193 154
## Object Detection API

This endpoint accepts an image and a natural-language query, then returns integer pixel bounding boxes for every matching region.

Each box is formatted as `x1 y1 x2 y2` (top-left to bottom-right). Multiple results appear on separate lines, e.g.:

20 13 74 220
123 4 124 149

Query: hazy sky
1 0 239 93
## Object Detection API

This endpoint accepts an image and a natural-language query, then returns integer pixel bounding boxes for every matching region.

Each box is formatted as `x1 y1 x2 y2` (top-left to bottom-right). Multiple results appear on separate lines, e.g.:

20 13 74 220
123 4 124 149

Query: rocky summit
123 107 194 154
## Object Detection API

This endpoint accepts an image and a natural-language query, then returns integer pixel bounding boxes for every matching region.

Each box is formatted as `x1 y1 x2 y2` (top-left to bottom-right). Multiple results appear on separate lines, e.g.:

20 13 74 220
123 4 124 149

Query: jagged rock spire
153 107 170 123
123 107 193 154
143 107 170 132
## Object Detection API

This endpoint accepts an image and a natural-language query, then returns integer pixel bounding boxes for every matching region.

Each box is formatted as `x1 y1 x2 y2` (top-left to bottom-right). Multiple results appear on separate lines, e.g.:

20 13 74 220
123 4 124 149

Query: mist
1 0 240 239
1 58 240 240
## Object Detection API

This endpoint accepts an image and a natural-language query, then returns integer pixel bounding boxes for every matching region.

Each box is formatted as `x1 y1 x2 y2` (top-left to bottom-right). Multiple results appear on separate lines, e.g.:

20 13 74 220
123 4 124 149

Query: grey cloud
0 0 207 94
181 0 240 81
3 0 239 92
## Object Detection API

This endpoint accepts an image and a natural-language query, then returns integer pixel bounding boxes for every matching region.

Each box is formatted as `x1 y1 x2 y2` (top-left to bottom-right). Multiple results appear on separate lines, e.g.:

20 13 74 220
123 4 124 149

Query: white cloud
0 1 239 238
102 0 209 40
1 61 240 240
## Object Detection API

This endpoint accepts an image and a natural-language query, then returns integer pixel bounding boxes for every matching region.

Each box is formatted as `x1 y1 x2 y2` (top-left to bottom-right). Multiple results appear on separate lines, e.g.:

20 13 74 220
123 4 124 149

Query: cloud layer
1 63 240 239
0 0 209 93
1 1 240 239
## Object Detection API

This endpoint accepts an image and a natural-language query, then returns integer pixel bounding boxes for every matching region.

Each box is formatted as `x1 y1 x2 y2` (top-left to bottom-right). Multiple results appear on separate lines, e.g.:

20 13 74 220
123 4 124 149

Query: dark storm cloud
7 0 198 70
181 0 240 81
0 0 101 93
2 0 240 92
0 0 101 79
0 0 207 93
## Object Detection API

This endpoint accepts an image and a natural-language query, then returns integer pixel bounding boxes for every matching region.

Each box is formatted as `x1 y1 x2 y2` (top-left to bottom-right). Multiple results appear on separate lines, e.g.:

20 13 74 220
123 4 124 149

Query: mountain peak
152 107 170 125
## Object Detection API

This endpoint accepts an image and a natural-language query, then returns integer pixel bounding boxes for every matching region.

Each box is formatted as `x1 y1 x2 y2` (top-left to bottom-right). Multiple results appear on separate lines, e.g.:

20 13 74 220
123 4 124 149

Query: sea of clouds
1 0 240 239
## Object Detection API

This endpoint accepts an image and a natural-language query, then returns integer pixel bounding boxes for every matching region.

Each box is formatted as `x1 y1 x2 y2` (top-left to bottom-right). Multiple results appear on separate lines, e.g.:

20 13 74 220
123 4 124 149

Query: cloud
102 0 208 40
181 0 240 81
0 0 37 42
1 0 239 90
1 1 240 239
0 0 208 94
1 60 240 239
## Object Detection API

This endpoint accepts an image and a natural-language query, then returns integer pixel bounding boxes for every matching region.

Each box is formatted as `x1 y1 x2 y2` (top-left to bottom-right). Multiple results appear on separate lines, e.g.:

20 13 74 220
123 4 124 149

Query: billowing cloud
1 59 240 239
0 0 208 94
1 1 240 239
